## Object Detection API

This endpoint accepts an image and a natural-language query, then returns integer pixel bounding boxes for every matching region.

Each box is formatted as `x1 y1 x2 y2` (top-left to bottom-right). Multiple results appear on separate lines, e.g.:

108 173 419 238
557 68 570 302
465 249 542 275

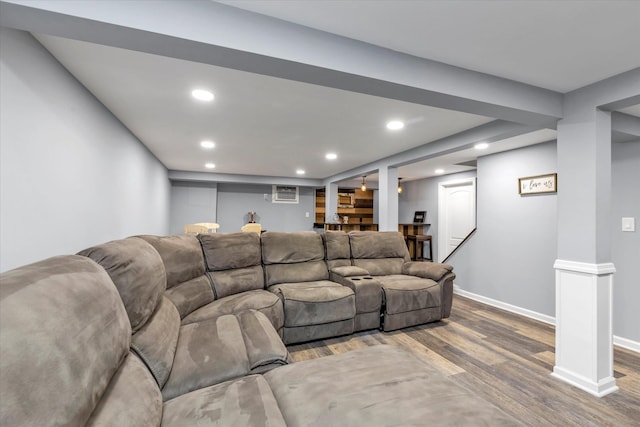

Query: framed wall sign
518 173 557 195
413 211 426 223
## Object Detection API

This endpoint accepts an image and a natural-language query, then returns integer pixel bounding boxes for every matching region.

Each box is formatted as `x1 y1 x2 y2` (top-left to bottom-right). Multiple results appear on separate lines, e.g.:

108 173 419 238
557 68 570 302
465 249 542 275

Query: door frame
437 177 476 262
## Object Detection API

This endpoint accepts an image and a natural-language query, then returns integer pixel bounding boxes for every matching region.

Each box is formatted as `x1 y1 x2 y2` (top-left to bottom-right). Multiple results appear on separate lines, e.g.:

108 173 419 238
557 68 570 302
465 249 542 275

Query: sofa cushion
162 315 250 401
236 310 290 372
377 275 441 314
78 237 166 333
264 345 519 426
181 289 284 333
162 375 286 427
269 281 355 327
0 255 131 426
86 352 163 427
138 234 205 289
131 296 181 389
264 260 329 287
352 258 405 276
349 231 410 260
165 275 215 319
209 265 265 299
261 231 325 264
324 230 351 260
199 232 261 271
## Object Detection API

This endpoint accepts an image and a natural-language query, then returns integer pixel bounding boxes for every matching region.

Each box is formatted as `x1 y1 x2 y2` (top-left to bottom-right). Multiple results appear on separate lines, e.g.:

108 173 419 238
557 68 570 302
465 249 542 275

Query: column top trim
554 259 616 275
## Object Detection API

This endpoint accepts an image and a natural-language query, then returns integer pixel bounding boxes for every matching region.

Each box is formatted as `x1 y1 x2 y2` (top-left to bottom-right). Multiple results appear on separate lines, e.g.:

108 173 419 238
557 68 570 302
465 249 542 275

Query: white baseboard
453 285 555 325
613 335 640 353
452 284 639 354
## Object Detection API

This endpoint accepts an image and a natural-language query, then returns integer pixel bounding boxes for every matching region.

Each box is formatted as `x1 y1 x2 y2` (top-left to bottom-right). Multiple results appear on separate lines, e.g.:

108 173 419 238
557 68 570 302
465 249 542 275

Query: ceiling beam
612 112 640 139
323 120 543 184
168 171 323 187
0 0 562 127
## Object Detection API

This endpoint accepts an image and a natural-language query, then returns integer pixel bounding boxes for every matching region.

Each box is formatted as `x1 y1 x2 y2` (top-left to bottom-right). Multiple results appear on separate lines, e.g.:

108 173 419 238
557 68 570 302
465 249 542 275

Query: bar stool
406 235 433 261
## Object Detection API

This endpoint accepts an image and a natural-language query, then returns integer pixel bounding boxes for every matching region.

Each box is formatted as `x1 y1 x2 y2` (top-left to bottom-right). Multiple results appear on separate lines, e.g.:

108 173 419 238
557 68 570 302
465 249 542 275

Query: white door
438 178 476 262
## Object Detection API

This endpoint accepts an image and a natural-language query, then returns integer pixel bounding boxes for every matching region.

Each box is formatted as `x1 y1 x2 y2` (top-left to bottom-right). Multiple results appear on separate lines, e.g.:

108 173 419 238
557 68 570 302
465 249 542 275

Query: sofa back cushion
85 352 163 427
139 234 214 319
78 237 166 333
131 297 181 389
261 232 329 286
323 231 352 269
138 234 205 289
199 232 265 298
0 256 134 426
349 231 410 276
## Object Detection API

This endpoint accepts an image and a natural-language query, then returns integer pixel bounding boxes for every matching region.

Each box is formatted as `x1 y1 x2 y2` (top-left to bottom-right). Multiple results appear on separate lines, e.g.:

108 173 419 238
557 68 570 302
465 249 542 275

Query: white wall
0 28 170 272
216 183 315 233
169 182 218 235
611 140 640 342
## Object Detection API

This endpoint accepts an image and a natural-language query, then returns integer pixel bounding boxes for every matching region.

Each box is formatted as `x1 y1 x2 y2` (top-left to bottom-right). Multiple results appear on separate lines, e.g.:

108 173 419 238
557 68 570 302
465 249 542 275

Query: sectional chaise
0 230 519 426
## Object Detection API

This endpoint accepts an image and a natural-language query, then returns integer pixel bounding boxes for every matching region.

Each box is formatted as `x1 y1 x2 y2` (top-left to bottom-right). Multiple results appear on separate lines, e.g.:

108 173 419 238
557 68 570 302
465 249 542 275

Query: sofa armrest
330 265 370 278
402 261 453 281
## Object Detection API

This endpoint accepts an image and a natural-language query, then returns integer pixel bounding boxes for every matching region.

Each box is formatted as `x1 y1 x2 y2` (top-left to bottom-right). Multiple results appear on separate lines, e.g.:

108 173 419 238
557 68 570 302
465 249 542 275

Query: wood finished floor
287 295 640 427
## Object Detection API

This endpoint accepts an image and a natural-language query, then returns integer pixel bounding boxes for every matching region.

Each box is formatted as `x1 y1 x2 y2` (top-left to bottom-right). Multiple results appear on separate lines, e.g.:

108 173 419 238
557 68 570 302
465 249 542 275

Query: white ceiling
34 34 493 179
31 1 640 184
219 0 640 93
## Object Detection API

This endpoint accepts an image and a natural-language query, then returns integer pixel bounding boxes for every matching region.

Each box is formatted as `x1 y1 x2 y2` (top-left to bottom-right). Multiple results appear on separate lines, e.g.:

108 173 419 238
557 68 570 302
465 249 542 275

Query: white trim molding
552 259 618 397
453 285 555 325
553 259 616 275
453 284 640 354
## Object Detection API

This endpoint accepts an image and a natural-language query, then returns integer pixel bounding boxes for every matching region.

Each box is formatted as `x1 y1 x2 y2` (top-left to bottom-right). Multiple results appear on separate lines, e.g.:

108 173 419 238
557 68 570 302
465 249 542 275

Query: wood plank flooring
287 295 640 426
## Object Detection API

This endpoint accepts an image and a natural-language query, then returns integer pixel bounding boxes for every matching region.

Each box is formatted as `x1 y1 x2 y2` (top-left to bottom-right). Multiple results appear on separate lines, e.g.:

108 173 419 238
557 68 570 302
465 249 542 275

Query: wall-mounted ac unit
272 185 299 203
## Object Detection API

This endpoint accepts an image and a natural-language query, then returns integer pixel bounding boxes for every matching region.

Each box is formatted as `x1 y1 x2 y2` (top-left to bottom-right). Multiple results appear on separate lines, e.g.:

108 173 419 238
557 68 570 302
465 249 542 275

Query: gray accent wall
402 140 639 342
216 183 315 233
169 182 218 234
0 28 170 272
611 140 640 341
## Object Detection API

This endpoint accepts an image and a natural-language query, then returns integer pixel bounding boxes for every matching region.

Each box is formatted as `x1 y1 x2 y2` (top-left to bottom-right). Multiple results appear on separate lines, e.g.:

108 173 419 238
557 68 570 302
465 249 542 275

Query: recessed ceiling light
200 140 215 149
191 89 214 101
435 169 445 174
325 153 337 160
386 120 405 130
474 142 489 150
205 163 215 169
296 169 305 175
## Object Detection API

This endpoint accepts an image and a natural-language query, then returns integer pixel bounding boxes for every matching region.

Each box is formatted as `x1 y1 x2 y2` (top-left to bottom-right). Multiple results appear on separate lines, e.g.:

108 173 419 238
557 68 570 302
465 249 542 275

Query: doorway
438 178 476 262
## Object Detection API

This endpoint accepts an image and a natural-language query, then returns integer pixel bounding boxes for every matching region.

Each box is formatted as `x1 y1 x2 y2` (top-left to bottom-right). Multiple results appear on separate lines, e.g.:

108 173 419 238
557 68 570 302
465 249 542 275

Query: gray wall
0 28 170 272
611 140 640 341
457 141 558 316
402 140 639 342
216 183 315 233
169 182 218 234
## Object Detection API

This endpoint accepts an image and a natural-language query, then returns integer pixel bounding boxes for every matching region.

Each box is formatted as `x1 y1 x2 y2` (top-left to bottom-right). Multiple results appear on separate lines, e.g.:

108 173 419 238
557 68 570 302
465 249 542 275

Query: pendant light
397 177 403 194
360 176 367 191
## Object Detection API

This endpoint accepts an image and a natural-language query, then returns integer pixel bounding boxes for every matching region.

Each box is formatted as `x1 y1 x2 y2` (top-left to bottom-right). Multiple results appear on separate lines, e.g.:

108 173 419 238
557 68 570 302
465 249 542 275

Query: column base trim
551 366 618 397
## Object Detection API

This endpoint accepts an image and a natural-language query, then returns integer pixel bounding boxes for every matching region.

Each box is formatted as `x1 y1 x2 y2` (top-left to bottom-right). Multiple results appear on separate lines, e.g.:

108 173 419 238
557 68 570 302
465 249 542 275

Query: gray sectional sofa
0 230 519 426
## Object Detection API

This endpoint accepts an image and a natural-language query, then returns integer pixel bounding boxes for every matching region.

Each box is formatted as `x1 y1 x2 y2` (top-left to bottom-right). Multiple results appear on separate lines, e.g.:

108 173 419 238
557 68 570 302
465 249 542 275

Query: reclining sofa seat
347 231 456 332
0 254 288 427
0 237 519 426
324 231 382 331
137 234 284 334
78 237 289 402
261 231 356 344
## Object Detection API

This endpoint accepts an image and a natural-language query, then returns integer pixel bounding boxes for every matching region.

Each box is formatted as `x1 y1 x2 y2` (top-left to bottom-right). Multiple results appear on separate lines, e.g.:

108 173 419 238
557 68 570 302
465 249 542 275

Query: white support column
552 261 618 397
324 182 338 224
554 100 617 397
377 167 398 231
